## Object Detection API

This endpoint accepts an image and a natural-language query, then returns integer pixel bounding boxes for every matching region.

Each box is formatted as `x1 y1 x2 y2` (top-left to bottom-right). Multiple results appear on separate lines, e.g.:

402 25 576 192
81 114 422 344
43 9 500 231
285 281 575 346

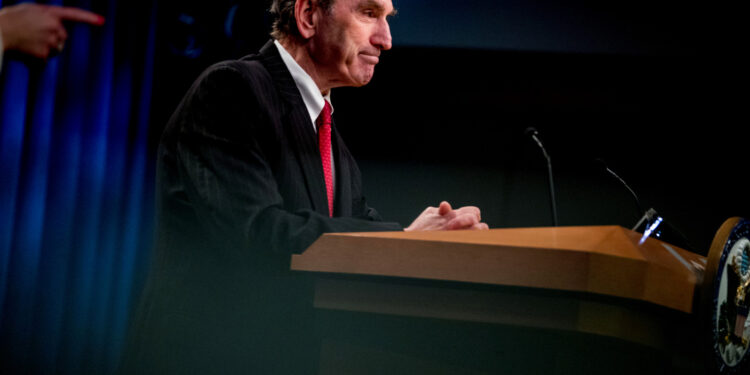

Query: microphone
525 127 558 227
594 158 697 251
594 158 665 243
594 158 644 218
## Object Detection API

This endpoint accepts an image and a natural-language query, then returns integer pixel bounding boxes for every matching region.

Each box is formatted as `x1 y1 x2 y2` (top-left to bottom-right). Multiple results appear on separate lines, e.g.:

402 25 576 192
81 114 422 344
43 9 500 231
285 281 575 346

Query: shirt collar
274 40 333 131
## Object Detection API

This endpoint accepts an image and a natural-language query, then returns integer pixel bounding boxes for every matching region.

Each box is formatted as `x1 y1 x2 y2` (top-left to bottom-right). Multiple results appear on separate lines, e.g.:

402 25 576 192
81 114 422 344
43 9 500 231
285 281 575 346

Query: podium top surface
291 225 705 313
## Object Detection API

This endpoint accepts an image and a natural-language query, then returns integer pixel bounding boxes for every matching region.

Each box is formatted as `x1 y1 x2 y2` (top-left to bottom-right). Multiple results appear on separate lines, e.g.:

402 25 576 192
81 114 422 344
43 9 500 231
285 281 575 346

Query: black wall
336 45 746 254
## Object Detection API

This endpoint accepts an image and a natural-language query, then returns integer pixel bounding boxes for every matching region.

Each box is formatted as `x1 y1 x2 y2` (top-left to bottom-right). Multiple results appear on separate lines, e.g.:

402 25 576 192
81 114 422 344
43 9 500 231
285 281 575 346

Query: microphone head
524 126 539 137
593 157 608 169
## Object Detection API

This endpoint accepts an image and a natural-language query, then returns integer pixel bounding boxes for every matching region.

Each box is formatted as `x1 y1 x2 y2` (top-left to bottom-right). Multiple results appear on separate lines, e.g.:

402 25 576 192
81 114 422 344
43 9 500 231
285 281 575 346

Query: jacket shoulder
198 55 274 90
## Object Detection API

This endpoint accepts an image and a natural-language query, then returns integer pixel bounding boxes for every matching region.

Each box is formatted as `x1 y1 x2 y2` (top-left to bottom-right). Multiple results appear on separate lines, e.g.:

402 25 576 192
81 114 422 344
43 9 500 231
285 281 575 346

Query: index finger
52 7 105 26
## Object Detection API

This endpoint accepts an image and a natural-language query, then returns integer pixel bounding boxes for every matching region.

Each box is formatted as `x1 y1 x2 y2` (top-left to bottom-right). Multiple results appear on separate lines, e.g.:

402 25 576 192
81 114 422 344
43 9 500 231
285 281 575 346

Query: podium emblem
712 219 750 373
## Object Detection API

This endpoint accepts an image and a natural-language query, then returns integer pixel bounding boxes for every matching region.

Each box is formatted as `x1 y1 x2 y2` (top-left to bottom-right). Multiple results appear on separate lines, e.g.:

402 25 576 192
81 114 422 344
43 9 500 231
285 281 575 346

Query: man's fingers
52 25 68 51
421 205 438 216
438 201 452 216
30 45 51 60
455 206 481 221
446 213 478 230
407 205 487 232
52 7 105 26
472 222 489 230
57 25 68 42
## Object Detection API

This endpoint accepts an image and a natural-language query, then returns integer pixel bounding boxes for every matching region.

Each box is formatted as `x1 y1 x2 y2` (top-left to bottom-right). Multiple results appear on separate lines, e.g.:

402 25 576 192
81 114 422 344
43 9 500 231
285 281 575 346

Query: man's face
311 0 394 88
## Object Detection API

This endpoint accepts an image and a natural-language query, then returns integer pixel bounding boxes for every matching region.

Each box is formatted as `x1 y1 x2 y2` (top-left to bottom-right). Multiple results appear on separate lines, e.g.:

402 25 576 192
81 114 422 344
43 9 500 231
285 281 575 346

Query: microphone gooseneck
595 158 644 217
594 158 696 252
525 127 558 227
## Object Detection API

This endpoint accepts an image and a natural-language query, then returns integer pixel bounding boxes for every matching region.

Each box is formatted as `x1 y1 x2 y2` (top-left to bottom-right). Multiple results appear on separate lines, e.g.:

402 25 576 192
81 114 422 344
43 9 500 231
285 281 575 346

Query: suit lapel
259 41 329 216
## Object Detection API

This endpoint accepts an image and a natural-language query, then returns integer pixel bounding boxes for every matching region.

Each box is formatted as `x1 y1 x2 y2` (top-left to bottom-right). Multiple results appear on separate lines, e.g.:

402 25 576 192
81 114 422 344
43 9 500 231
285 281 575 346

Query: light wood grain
291 226 704 313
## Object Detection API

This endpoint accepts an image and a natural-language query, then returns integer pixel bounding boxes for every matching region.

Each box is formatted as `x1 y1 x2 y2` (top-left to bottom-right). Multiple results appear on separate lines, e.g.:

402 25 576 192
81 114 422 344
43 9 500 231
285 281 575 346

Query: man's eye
363 9 376 17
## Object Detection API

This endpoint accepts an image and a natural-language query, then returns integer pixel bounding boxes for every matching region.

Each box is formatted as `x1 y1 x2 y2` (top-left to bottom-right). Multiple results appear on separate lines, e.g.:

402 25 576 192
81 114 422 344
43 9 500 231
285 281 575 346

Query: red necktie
317 100 334 217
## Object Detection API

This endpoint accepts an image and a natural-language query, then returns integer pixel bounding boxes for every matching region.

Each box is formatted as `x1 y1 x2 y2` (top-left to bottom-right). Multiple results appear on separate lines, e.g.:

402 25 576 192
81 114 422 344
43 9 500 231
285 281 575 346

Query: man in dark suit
122 0 487 373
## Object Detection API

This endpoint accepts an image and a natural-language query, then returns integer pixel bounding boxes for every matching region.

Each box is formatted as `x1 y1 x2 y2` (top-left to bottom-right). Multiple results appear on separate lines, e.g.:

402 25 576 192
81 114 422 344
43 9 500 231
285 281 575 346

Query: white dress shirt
274 40 336 197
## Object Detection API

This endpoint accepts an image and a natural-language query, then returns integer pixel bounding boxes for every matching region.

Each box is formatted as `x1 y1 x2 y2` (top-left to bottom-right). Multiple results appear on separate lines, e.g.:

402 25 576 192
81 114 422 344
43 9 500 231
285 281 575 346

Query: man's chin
336 67 375 87
354 77 373 87
353 69 375 86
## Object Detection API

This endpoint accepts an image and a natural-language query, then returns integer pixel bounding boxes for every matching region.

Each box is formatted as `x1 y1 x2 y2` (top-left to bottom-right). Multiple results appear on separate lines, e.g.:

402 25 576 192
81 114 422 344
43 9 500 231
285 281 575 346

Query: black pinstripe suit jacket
122 41 401 374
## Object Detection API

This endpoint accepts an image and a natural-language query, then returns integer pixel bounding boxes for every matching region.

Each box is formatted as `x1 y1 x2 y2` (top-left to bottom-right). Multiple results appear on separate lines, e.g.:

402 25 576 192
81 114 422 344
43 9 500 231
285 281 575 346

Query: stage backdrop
0 0 157 373
0 0 745 373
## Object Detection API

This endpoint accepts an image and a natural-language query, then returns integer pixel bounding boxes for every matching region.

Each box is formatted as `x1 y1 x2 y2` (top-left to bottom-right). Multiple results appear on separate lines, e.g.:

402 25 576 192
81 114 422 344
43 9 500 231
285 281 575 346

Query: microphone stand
596 159 667 244
526 127 558 227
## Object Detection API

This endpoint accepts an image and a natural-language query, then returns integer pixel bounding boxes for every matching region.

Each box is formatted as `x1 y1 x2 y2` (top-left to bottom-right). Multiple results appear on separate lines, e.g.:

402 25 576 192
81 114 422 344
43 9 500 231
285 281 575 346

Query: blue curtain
0 0 157 373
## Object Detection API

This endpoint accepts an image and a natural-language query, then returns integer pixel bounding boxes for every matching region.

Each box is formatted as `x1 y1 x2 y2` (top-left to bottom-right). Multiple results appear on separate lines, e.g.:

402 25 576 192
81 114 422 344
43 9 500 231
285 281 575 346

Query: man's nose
372 18 392 50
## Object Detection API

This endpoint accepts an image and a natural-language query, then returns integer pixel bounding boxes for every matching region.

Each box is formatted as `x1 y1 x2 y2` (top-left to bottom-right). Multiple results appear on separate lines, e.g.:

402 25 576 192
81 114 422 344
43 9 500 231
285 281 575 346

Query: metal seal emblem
712 219 750 373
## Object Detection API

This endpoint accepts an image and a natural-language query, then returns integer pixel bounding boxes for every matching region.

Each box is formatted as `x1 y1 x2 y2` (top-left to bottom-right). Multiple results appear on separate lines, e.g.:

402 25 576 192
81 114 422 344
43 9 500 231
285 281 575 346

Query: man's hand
405 201 489 231
0 3 104 60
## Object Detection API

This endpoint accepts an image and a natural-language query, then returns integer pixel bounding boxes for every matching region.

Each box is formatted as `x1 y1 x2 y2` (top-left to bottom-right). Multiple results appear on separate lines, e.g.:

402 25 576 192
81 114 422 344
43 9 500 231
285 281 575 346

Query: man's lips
359 53 380 64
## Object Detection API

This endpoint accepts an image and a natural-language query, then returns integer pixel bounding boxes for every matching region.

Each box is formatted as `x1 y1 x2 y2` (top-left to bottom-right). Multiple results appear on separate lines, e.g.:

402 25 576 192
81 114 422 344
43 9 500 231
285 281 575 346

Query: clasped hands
405 201 488 231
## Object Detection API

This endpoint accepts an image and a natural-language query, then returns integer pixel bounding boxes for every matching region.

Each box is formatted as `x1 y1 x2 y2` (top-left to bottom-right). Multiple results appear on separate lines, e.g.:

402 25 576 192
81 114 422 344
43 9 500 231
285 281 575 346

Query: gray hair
270 0 334 41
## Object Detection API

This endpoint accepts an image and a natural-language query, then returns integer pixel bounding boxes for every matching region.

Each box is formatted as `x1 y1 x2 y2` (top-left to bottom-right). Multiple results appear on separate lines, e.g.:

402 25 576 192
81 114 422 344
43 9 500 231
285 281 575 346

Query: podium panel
291 226 707 374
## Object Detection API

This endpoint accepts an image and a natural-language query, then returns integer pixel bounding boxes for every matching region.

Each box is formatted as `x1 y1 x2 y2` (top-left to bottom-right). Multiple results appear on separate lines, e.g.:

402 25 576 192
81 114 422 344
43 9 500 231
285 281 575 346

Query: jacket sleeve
165 62 402 256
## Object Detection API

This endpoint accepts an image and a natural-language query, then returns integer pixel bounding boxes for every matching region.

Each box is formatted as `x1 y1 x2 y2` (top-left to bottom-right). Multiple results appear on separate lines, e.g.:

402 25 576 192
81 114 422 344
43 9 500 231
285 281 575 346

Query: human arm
0 3 104 60
165 62 402 255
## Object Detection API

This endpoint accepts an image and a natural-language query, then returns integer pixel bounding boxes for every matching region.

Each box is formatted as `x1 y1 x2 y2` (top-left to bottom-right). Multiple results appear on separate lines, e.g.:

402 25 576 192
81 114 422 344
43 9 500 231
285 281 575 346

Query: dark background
149 0 747 255
3 1 744 373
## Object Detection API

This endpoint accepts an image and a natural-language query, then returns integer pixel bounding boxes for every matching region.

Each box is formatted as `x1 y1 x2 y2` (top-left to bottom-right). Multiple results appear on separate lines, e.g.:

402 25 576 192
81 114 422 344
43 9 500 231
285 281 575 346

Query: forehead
335 0 395 14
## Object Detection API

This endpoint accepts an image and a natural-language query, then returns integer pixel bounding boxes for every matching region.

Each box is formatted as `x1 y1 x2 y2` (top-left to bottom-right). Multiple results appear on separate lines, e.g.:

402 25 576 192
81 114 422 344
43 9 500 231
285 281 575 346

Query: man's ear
295 0 317 39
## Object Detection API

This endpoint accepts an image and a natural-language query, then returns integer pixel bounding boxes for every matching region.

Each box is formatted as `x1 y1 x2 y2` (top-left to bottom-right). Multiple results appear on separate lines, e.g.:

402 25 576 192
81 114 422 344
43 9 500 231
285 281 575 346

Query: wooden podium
291 226 707 374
